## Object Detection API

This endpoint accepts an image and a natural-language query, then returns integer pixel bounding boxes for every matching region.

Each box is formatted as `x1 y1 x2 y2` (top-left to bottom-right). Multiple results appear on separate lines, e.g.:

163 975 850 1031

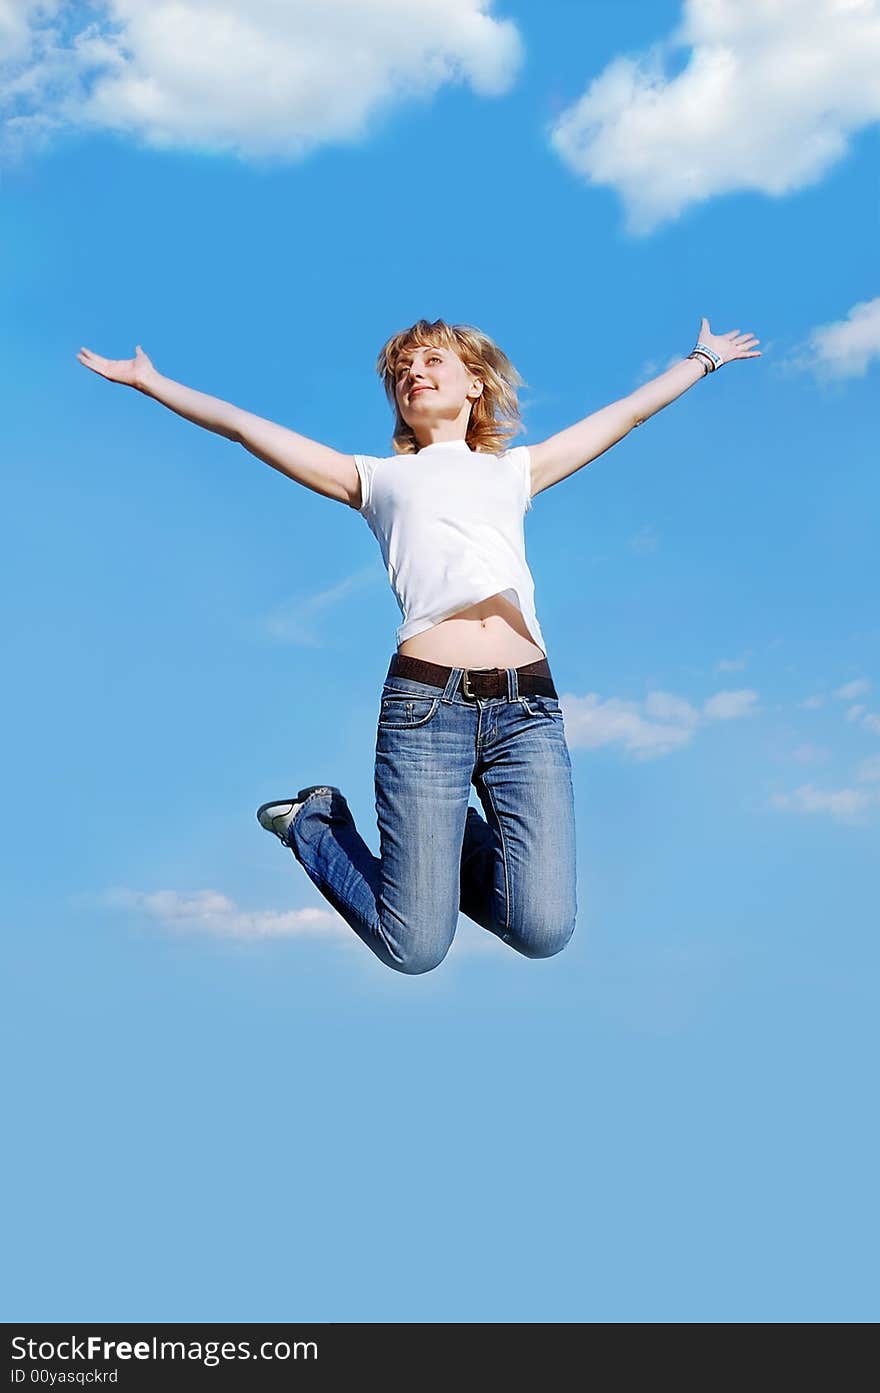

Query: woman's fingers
77 347 106 369
80 353 110 373
694 319 762 363
77 343 154 395
76 345 137 382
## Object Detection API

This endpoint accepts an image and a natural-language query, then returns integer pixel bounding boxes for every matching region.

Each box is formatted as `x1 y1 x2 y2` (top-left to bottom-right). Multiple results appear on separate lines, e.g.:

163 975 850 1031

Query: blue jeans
286 661 578 974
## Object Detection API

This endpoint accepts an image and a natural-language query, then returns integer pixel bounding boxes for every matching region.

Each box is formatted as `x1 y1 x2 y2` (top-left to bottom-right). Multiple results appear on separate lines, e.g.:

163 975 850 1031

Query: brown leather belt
388 653 558 700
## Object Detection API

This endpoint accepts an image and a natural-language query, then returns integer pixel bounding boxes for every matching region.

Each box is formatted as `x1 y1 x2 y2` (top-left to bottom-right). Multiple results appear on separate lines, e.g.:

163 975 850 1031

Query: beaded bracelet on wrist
688 341 723 373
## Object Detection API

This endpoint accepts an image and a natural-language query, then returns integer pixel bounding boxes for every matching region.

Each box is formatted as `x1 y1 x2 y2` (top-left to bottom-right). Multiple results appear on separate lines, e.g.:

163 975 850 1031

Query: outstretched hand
76 343 156 389
697 317 761 367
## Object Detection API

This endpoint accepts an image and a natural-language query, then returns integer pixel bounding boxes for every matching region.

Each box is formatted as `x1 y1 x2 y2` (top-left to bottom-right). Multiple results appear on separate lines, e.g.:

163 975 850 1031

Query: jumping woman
77 316 760 974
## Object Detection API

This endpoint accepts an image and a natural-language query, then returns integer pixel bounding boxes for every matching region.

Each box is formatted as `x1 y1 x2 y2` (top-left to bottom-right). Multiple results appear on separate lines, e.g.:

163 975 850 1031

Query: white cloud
703 689 759 721
96 885 347 939
0 0 56 63
258 564 380 646
91 880 529 958
769 782 875 822
832 677 871 700
1 0 523 165
548 0 880 234
560 685 757 761
715 655 749 673
842 702 880 734
799 679 880 734
0 3 119 162
790 743 830 764
562 692 697 759
856 754 880 782
783 297 880 381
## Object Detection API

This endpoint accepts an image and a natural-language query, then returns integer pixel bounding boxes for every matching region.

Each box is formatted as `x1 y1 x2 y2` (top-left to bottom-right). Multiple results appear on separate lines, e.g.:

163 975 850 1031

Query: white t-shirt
350 438 547 655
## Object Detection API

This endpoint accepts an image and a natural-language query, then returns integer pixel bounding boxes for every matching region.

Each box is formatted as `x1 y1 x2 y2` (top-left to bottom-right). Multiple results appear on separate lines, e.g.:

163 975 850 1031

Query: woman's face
393 344 482 431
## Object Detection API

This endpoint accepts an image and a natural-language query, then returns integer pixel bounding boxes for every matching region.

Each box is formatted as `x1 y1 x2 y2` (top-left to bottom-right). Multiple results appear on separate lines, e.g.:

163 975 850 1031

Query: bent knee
512 912 576 960
382 921 454 975
391 943 451 975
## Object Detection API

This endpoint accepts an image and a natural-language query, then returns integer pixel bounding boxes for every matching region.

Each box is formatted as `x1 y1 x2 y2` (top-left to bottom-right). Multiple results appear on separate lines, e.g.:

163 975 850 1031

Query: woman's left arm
529 318 761 498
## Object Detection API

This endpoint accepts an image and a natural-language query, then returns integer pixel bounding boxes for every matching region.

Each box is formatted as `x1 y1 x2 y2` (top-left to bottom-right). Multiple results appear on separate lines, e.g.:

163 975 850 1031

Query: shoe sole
255 787 334 827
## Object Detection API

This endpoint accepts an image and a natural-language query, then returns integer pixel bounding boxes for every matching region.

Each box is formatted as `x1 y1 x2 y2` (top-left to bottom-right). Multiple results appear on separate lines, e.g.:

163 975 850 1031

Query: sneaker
256 786 334 846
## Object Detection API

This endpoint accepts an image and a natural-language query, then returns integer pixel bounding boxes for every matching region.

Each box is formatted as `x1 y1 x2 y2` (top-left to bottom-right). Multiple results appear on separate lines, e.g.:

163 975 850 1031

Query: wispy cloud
560 685 758 760
0 0 54 63
844 704 868 723
832 678 871 701
781 297 880 382
789 743 831 765
1 0 523 166
715 654 750 673
828 678 880 735
769 783 876 823
702 690 758 720
93 885 348 940
636 352 683 383
90 883 525 959
627 524 659 555
794 677 880 735
548 0 880 235
257 564 381 646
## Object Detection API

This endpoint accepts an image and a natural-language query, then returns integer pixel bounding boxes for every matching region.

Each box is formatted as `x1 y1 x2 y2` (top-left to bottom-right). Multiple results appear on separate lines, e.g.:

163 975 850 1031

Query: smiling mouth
410 386 433 396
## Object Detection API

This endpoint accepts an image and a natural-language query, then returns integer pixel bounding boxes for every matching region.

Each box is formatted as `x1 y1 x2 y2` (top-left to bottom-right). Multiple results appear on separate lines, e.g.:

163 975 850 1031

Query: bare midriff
396 591 546 668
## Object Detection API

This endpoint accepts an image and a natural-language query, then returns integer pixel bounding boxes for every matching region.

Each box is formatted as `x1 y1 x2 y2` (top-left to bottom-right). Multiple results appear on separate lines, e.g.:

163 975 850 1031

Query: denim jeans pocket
520 693 563 720
378 692 441 728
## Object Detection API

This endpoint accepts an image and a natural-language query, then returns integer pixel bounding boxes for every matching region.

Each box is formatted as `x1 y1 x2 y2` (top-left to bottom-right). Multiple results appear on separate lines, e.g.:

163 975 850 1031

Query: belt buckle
461 669 475 700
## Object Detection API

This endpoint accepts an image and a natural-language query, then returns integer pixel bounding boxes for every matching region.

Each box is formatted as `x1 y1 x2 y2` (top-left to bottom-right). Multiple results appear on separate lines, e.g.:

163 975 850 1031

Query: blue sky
3 0 878 1322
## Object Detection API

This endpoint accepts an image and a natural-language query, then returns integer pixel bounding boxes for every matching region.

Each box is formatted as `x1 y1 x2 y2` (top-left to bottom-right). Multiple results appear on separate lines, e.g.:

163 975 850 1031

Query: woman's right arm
76 344 362 508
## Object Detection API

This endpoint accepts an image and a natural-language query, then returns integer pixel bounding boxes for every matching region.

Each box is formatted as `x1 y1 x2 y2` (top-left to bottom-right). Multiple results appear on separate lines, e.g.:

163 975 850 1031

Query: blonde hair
375 318 525 455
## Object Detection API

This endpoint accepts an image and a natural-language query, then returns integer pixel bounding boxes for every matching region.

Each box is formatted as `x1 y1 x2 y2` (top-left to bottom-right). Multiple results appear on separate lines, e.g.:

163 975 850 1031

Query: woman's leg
459 668 578 958
285 666 476 974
